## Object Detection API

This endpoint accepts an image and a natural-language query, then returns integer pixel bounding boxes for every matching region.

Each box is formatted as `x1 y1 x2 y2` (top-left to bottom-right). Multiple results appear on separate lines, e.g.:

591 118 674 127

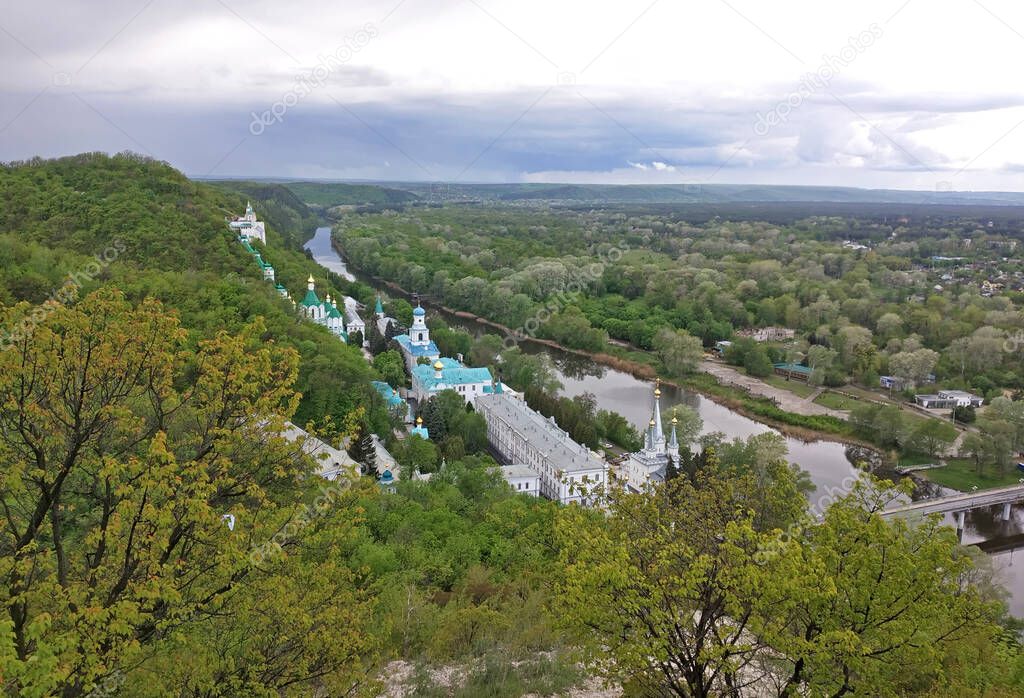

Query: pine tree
348 425 377 475
664 454 679 481
420 399 448 441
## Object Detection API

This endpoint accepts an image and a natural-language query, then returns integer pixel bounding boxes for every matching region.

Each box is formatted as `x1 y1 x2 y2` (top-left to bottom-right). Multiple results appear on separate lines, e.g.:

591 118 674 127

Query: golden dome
433 360 444 370
416 416 423 425
672 416 678 425
649 418 656 426
307 274 315 283
654 377 662 397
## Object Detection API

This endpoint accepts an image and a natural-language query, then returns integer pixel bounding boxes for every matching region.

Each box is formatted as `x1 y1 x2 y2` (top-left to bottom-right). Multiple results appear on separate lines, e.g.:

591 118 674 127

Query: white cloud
1 0 1023 189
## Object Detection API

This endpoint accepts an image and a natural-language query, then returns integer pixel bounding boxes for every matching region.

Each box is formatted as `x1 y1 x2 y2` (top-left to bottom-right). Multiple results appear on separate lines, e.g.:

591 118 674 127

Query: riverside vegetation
0 154 1022 696
336 203 1024 471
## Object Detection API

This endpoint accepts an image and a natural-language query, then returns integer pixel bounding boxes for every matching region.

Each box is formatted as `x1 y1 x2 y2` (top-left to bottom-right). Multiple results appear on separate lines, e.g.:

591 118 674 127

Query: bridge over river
880 483 1024 538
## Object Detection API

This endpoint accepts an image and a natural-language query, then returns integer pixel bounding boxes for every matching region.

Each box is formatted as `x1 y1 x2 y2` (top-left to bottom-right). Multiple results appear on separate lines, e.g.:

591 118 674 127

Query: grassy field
896 452 940 468
762 374 818 398
814 391 863 410
922 458 1024 492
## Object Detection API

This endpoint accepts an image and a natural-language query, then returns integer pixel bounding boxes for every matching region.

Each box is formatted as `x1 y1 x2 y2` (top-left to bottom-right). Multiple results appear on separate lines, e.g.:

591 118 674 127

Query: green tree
373 348 407 388
766 482 999 696
557 473 1003 697
556 468 806 697
470 333 504 368
908 418 957 458
743 344 773 377
652 327 703 377
0 290 377 696
388 298 414 327
395 435 440 475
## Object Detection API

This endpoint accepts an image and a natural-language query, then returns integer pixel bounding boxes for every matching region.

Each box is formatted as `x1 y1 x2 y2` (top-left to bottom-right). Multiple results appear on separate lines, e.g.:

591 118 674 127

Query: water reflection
307 224 1024 615
304 227 355 281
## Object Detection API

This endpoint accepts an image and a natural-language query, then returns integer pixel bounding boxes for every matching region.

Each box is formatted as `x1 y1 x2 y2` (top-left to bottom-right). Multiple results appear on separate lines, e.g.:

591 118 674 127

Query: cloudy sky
2 0 1024 190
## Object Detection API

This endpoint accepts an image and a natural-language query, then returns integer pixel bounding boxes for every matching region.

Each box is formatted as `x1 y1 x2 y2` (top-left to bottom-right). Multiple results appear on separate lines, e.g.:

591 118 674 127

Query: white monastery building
500 464 541 496
476 392 607 506
229 201 266 244
411 357 496 406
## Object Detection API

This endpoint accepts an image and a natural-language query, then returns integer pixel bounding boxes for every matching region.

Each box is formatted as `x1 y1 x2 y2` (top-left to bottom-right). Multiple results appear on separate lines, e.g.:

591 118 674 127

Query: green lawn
896 452 939 468
762 374 817 398
813 391 862 410
922 458 1024 492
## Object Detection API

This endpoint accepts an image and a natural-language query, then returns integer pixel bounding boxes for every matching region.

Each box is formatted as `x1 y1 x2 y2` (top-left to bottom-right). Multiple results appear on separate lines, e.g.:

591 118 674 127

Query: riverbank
332 236 883 457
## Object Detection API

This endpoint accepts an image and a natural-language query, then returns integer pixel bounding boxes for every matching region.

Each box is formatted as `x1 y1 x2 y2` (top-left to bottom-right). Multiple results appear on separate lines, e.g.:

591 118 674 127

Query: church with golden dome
620 379 681 492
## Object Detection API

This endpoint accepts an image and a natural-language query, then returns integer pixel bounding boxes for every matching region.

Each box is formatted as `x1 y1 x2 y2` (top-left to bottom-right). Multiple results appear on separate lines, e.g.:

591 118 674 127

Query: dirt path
699 360 849 419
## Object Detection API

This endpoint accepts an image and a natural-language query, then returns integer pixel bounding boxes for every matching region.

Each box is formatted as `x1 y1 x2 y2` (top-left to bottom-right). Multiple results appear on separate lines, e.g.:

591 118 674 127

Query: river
305 225 1024 614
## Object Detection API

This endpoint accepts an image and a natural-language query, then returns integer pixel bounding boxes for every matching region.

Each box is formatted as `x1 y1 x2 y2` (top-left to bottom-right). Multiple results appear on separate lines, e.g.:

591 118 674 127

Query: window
418 332 423 341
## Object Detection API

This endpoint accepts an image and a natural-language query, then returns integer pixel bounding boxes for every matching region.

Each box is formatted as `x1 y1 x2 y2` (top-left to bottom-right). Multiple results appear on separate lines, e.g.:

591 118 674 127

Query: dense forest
335 203 1024 464
1 154 1023 696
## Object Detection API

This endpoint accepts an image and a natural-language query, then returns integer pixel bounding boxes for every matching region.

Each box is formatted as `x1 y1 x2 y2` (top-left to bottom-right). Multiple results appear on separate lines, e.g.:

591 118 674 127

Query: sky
2 0 1024 190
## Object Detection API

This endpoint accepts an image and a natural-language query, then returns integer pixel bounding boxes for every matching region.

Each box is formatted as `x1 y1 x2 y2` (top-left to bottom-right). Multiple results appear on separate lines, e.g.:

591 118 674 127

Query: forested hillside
2 154 1023 697
0 152 384 431
0 153 581 697
206 179 321 248
281 180 420 208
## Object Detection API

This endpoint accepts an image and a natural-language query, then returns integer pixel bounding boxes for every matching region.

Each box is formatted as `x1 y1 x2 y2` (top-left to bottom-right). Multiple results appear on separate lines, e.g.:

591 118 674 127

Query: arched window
418 332 423 341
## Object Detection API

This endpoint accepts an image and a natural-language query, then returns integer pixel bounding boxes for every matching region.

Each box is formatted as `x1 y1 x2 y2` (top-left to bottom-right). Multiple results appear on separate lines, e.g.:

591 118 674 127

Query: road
700 360 849 419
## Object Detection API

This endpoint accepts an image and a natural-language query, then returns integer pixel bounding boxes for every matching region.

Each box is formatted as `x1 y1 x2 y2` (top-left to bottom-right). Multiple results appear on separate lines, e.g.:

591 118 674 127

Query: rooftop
938 389 982 398
371 380 405 408
476 393 606 475
501 464 539 479
412 357 493 390
773 362 812 375
394 334 440 357
300 288 321 308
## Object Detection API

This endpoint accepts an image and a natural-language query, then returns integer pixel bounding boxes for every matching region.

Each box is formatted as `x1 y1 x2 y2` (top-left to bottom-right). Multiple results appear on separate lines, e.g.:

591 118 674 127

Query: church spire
651 379 664 446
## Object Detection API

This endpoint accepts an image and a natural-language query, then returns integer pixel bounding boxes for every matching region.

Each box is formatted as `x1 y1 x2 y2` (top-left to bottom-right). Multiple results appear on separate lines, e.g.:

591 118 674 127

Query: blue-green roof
374 296 383 313
301 289 321 307
773 362 812 375
412 357 493 391
394 334 440 358
372 380 405 407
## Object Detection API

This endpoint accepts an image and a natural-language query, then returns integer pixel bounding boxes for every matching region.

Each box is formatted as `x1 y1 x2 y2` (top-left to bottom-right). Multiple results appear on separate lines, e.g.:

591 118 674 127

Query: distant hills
206 179 1024 208
378 182 1024 206
280 181 419 207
